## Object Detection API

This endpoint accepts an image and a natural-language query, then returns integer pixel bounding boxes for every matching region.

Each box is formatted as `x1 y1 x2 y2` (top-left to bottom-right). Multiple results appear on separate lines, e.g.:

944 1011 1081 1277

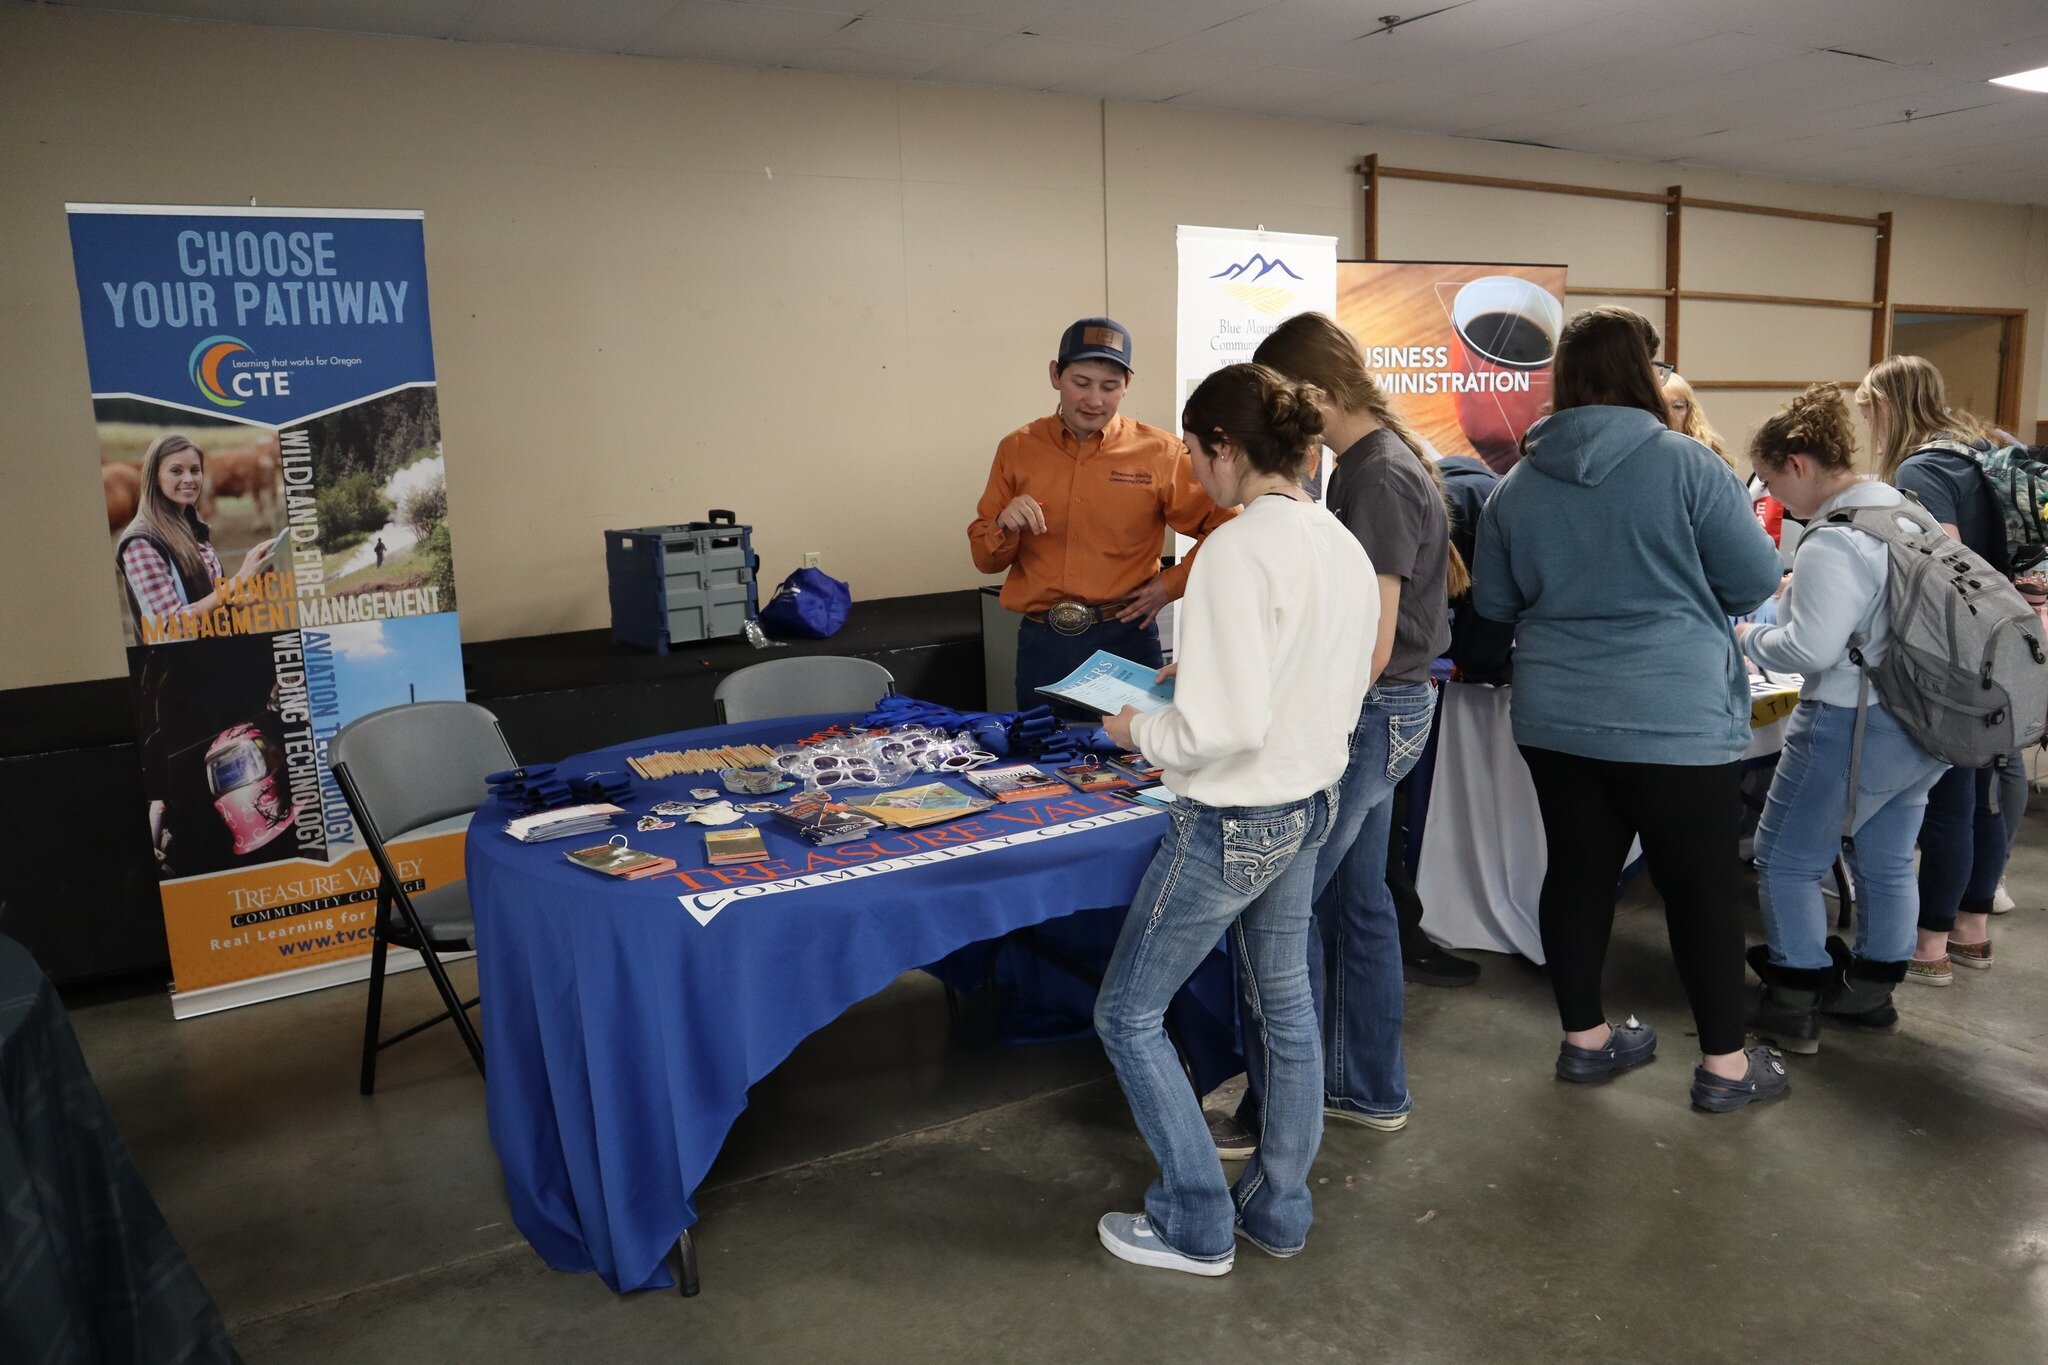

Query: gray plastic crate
605 511 759 652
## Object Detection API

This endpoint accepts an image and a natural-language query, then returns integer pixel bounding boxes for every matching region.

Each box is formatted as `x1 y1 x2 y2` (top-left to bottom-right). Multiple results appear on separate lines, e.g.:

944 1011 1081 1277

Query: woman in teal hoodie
1474 307 1788 1114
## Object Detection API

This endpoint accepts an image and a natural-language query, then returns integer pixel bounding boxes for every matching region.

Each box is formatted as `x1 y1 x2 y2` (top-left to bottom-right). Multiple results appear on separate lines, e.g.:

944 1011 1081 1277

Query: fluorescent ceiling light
1990 65 2048 92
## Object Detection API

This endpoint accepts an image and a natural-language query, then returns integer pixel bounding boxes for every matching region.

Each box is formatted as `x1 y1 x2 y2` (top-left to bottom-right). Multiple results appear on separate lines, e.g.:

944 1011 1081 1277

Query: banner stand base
169 947 476 1021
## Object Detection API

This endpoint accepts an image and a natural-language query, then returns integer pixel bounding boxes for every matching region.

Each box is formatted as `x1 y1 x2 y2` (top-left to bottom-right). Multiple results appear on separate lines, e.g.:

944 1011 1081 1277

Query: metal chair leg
389 885 486 1080
674 1229 701 1297
359 925 391 1096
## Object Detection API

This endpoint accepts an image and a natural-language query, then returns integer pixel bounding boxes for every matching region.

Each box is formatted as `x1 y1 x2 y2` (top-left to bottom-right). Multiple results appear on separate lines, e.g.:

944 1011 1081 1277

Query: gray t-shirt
1326 429 1452 684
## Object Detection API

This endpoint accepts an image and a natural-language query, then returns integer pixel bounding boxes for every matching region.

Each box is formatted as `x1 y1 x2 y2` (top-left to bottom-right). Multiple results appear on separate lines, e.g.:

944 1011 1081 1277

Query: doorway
1890 306 2027 437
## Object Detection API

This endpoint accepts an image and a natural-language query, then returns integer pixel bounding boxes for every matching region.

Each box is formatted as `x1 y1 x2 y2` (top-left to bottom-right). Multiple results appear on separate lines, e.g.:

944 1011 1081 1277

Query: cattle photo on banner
66 204 466 1017
1336 262 1568 473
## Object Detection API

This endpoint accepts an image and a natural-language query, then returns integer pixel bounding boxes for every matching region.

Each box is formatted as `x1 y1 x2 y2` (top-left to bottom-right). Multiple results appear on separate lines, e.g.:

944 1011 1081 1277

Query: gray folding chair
713 656 896 724
330 700 513 1094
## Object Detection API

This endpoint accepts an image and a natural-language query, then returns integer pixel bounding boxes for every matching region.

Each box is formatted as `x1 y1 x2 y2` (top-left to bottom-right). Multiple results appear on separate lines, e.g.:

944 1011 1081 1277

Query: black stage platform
0 591 986 987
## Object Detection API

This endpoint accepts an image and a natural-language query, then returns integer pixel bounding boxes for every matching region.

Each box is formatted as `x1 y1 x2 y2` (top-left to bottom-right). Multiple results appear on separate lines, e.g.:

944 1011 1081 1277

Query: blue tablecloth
470 713 1238 1293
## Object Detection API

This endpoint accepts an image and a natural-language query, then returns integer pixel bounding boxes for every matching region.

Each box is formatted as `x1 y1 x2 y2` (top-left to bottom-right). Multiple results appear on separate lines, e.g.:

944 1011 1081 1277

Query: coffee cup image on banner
1444 274 1563 469
1335 262 1567 476
133 630 329 881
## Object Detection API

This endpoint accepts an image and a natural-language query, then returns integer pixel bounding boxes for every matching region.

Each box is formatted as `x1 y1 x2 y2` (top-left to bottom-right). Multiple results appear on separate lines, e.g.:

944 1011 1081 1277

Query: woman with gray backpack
1735 387 1952 1050
1857 355 2048 985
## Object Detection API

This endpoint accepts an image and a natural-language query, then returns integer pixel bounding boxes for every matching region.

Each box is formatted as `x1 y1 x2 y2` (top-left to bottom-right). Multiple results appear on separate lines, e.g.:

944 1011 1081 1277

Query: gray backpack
1825 496 2048 840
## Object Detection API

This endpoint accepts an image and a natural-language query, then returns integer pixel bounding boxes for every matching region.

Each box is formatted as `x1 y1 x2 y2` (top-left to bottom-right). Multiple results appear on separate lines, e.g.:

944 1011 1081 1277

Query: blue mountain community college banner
66 204 467 1017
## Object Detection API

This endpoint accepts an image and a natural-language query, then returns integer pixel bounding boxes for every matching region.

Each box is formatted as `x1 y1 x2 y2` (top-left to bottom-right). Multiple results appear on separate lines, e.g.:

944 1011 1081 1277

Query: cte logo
188 334 291 407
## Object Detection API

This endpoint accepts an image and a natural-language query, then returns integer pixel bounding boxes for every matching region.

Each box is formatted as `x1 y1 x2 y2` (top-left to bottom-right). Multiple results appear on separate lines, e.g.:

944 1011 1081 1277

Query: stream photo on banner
67 204 467 1017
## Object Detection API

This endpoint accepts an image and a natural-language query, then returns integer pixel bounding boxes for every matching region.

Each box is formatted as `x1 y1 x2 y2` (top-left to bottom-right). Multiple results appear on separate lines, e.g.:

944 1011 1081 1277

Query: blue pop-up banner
68 205 436 425
66 204 466 1015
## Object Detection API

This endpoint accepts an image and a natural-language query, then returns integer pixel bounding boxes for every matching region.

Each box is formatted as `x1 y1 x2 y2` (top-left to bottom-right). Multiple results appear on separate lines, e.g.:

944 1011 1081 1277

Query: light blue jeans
1095 786 1337 1261
1309 681 1436 1119
1755 701 1947 970
1241 682 1434 1126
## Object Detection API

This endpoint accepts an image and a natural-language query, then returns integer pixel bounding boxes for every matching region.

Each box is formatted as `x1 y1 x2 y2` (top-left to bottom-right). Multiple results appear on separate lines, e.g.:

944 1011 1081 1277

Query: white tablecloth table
1417 679 1795 963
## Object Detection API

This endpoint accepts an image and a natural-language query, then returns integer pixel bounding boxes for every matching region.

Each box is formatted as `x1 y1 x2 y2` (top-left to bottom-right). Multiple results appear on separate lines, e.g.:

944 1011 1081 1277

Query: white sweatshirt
1130 494 1380 807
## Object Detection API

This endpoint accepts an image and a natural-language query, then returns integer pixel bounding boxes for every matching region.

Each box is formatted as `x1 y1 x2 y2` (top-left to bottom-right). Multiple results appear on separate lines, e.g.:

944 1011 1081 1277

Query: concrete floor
71 821 2048 1362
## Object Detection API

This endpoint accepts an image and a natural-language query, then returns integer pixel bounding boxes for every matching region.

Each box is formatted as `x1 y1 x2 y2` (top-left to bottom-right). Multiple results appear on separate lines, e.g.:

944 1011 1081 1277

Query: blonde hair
124 434 209 580
1254 312 1471 597
1856 355 1997 482
1661 373 1734 469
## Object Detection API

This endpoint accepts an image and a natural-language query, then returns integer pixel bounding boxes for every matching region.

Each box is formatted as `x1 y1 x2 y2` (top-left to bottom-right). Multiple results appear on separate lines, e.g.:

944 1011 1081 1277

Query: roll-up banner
1169 226 1339 648
1175 225 1340 483
1335 261 1568 474
66 204 467 1018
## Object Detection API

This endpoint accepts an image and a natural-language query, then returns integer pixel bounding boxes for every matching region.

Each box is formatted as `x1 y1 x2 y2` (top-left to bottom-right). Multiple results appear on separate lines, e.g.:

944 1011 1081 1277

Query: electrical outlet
803 551 821 568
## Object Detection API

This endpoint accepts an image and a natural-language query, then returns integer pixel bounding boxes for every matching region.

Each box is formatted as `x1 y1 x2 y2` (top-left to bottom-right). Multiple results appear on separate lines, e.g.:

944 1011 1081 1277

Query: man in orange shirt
969 317 1235 713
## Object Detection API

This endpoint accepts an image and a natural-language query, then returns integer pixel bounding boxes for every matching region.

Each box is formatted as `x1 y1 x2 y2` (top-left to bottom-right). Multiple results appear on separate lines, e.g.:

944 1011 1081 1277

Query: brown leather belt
1026 599 1128 636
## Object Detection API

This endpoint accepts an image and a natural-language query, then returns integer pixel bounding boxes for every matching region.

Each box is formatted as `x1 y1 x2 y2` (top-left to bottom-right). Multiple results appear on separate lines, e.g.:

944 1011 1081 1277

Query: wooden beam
1665 184 1683 371
1998 313 2027 435
1689 380 1858 391
1358 153 1380 262
1871 210 1893 365
1893 303 2026 318
1682 289 1881 312
1562 286 1674 298
1373 163 1675 206
1679 195 1885 229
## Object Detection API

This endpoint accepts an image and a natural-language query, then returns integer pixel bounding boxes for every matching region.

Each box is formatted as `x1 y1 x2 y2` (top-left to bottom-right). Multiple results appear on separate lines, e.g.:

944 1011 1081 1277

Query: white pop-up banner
1175 224 1339 418
1168 227 1338 645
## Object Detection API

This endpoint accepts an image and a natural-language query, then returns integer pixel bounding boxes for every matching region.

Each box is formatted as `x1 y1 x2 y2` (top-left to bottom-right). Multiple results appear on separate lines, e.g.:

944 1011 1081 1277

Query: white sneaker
1097 1212 1232 1276
1992 881 2015 915
1325 1105 1409 1131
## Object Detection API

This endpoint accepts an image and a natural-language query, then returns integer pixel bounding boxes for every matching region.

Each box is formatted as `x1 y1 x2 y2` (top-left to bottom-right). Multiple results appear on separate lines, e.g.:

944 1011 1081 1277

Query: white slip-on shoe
1097 1213 1232 1276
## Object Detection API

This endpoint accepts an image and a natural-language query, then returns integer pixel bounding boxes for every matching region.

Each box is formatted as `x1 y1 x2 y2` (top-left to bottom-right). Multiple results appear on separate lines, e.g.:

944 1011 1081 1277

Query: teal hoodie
1473 406 1782 765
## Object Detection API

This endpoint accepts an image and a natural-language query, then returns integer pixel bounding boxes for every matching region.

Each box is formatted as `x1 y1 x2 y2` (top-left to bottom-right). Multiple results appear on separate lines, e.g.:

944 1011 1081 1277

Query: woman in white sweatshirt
1091 363 1378 1276
1734 385 1948 1054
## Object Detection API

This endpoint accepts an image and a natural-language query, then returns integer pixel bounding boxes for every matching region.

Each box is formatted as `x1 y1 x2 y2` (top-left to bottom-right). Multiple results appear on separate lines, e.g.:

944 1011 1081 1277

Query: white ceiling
48 0 2048 204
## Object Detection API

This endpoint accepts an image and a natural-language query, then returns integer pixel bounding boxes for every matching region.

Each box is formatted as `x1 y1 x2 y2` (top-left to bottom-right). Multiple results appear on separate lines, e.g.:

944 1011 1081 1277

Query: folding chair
331 700 514 1095
712 656 895 724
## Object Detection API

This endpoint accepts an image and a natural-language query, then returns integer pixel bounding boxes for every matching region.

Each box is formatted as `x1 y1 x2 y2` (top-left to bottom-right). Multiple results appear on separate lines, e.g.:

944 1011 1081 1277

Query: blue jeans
1918 756 2017 932
1095 787 1337 1260
1755 702 1946 970
1311 681 1436 1118
1240 681 1436 1127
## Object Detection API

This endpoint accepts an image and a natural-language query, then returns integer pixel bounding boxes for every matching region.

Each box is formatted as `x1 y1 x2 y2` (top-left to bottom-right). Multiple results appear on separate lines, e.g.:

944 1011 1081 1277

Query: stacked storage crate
605 511 759 652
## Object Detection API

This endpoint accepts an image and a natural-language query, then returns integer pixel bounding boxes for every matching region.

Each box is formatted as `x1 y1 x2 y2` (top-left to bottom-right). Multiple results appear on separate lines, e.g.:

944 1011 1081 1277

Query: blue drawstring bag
759 565 851 639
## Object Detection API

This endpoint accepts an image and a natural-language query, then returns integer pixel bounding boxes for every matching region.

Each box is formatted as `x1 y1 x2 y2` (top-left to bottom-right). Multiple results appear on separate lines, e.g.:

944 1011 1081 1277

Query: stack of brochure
504 802 625 843
769 798 883 846
845 782 993 829
964 763 1070 803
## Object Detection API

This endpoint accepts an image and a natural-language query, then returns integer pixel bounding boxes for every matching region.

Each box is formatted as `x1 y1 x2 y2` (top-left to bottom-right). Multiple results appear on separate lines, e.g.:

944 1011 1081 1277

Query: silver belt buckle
1046 601 1094 636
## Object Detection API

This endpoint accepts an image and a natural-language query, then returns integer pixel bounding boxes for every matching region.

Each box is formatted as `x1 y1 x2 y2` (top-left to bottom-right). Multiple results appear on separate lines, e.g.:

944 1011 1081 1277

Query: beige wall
4 4 2046 690
1891 315 2008 426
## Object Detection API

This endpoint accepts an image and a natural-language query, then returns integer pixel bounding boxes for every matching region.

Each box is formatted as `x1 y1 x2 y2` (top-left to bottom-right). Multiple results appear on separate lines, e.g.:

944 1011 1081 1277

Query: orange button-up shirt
968 413 1236 615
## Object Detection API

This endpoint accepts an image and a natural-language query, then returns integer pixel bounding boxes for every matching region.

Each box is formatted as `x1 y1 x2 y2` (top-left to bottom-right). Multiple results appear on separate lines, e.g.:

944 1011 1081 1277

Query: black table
0 934 241 1364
